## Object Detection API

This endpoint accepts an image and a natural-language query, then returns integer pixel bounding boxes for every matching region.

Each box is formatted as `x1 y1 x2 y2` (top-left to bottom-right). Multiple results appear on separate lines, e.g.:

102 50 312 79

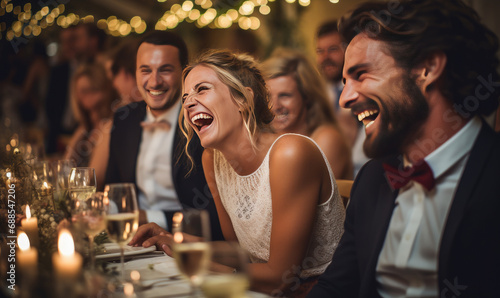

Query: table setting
0 138 270 297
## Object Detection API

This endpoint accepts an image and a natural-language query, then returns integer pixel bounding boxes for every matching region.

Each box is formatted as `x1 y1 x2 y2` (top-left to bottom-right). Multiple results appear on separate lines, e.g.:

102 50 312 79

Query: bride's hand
128 222 168 247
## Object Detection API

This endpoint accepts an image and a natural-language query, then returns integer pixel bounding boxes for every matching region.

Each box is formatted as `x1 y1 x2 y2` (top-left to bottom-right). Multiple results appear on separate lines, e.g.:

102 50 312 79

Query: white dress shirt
376 117 482 297
136 101 182 229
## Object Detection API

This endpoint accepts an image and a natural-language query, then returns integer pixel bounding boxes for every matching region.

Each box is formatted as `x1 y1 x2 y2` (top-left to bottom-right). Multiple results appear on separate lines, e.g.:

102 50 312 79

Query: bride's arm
202 149 238 241
249 136 328 294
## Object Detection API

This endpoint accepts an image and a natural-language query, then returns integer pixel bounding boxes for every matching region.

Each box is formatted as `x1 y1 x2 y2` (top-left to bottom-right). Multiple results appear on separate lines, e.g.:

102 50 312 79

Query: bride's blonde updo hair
180 49 274 168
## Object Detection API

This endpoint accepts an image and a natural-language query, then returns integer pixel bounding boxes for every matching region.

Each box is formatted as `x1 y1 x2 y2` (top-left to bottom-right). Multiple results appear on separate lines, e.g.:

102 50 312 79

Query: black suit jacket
105 101 223 240
308 122 500 297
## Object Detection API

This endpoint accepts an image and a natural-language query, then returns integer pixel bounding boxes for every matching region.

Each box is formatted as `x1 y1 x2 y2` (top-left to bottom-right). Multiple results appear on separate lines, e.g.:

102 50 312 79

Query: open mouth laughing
190 112 214 131
354 103 380 129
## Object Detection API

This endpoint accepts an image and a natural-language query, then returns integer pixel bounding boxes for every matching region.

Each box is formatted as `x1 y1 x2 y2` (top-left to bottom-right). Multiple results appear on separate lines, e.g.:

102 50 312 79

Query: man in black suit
308 0 500 297
105 31 223 240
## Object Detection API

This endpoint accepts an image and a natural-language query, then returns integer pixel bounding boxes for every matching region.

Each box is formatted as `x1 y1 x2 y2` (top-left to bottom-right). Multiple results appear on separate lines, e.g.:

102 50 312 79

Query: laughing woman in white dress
130 50 345 297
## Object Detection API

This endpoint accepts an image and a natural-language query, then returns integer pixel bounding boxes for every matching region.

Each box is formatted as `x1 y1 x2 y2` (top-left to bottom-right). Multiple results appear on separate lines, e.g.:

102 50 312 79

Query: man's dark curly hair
339 0 499 118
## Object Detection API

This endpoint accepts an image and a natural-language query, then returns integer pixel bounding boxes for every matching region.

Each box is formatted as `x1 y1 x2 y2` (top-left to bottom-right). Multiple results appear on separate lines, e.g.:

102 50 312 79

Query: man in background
105 31 223 240
315 20 368 176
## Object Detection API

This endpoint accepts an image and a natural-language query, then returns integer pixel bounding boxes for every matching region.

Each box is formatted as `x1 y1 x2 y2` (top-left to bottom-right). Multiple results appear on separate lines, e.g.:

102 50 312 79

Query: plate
95 243 157 260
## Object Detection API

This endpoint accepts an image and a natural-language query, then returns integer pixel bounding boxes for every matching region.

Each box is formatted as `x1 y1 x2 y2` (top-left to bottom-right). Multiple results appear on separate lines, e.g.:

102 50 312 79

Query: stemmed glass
104 183 139 281
68 167 97 202
172 209 211 296
71 192 107 271
201 241 250 298
54 160 76 206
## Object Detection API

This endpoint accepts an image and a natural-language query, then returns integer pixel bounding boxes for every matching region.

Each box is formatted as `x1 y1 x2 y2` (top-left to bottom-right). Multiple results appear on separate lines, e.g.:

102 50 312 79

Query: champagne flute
71 192 106 270
104 183 139 281
201 241 250 298
172 209 211 296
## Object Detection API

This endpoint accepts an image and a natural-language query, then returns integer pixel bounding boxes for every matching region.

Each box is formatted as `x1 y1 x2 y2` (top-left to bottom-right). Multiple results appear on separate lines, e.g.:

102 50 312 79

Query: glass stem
120 246 125 280
88 235 95 270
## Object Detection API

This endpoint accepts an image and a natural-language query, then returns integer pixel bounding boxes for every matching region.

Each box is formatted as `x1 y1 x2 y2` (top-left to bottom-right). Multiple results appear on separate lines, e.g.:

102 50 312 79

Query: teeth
149 90 165 96
191 113 213 124
365 120 375 128
357 110 377 122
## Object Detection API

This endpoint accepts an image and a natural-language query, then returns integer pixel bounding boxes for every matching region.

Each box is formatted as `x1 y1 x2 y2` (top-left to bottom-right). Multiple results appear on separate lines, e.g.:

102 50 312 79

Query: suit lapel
359 158 399 296
438 124 494 278
126 102 147 182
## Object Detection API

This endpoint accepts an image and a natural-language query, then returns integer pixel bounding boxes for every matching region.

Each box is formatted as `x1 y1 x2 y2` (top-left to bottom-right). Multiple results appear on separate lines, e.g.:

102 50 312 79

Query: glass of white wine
104 183 139 281
172 209 211 297
68 167 97 204
71 192 107 271
201 241 250 298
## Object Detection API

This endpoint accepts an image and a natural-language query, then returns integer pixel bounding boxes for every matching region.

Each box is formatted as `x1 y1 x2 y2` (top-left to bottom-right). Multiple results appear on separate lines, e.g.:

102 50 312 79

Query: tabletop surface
103 250 271 298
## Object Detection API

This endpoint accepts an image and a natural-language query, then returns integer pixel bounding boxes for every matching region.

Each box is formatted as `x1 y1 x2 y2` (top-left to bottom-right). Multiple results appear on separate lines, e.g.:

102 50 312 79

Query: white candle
17 232 38 282
52 229 82 281
21 206 39 249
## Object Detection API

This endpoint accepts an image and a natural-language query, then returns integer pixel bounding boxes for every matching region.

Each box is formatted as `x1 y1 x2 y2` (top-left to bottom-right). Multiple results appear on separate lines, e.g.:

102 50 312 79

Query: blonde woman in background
261 48 353 179
64 63 115 190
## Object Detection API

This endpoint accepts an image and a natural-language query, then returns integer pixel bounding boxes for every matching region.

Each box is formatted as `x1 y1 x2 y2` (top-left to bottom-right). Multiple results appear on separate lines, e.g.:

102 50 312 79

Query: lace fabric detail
214 133 345 278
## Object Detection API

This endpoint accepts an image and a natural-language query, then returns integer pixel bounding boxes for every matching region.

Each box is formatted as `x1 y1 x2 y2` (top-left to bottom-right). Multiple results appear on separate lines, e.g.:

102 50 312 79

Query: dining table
96 243 271 298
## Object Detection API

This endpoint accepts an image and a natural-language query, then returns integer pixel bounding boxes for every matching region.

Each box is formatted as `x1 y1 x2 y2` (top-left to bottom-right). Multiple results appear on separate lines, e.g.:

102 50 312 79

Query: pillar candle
21 206 39 249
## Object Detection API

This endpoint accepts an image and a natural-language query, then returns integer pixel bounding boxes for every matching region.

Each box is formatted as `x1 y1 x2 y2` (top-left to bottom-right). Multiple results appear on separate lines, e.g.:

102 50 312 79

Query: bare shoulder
269 134 324 168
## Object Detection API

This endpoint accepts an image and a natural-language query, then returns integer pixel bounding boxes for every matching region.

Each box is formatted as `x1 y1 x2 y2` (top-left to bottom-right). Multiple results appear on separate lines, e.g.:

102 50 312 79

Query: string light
1 0 340 39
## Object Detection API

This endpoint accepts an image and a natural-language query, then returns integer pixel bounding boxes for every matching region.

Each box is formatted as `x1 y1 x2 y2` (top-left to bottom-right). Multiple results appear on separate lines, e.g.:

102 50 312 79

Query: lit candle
52 229 82 281
17 232 38 283
21 206 39 249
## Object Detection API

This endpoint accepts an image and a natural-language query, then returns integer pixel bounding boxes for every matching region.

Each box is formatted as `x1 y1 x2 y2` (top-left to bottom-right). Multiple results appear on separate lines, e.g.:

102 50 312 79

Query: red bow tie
382 160 436 191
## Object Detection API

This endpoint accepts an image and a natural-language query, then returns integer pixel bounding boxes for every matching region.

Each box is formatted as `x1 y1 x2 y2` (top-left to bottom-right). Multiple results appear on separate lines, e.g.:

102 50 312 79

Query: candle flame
58 229 75 257
6 172 11 178
18 232 30 251
26 205 31 219
43 181 48 188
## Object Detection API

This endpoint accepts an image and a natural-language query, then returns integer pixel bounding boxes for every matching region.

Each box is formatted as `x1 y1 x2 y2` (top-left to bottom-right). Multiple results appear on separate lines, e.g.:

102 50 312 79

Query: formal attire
308 117 500 297
105 100 224 240
214 133 345 278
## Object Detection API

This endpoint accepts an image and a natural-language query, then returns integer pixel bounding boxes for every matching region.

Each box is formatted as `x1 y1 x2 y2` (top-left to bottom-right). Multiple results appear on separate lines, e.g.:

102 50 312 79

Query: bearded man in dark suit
105 31 223 240
308 0 500 297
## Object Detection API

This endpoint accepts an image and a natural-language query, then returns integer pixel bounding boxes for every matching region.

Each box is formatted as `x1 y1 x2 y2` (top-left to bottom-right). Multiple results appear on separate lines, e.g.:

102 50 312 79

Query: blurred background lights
182 1 194 12
0 0 343 40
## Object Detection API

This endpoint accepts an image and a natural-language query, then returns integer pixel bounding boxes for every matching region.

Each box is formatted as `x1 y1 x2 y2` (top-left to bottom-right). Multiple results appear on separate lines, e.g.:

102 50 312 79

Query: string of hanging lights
0 0 340 41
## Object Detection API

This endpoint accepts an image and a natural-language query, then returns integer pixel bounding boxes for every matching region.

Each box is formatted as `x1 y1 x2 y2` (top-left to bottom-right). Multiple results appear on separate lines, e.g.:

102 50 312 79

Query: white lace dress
213 133 345 278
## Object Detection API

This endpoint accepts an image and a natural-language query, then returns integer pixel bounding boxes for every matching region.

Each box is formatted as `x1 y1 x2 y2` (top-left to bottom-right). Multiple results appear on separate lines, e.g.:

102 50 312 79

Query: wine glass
201 241 250 298
104 183 139 281
54 160 76 205
71 192 107 271
68 167 97 205
172 209 211 296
